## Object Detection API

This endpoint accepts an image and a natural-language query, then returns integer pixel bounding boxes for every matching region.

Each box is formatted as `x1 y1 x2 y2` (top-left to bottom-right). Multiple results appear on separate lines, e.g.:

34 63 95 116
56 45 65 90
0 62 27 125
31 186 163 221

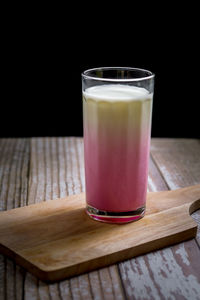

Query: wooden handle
186 184 200 214
146 184 200 215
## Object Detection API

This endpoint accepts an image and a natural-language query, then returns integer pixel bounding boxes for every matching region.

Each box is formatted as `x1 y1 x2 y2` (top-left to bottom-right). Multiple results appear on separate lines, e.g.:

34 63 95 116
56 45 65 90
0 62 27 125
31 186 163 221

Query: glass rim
82 67 155 82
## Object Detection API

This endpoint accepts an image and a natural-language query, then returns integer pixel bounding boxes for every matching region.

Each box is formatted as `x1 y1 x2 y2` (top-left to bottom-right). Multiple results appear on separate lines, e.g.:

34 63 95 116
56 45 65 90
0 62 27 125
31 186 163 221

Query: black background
1 4 199 138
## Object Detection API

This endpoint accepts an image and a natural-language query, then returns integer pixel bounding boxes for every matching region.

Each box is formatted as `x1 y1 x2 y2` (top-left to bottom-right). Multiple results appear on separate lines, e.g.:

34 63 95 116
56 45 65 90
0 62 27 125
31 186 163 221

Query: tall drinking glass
82 67 155 223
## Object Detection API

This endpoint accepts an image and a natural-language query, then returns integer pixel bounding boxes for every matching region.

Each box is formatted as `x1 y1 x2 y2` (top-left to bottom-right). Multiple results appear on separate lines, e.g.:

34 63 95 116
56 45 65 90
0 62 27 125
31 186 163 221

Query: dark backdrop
1 6 199 139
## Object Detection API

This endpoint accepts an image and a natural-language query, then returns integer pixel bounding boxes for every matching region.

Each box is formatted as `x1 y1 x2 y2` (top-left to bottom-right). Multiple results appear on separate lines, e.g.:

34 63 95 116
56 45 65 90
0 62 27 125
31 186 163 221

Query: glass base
86 205 145 224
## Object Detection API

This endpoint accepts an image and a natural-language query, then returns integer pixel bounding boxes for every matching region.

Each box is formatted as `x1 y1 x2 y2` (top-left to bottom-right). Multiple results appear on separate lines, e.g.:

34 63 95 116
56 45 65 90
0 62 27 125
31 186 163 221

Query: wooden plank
151 139 200 188
120 238 200 300
149 139 200 299
65 138 124 299
151 138 200 244
147 155 169 192
23 138 125 299
119 139 200 300
1 185 199 281
0 139 29 300
24 138 60 300
1 137 199 299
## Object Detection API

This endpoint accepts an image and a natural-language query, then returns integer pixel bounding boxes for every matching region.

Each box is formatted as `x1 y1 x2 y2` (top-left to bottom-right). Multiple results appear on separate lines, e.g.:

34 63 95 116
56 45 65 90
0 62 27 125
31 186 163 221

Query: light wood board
0 184 199 282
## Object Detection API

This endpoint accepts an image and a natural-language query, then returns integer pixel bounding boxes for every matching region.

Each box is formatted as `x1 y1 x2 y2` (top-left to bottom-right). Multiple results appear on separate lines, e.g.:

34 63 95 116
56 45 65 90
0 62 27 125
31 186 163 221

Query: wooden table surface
0 138 200 300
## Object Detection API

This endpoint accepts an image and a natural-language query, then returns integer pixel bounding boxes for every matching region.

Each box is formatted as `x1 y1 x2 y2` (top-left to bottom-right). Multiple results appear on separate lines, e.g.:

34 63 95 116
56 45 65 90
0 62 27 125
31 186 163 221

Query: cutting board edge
35 225 198 282
0 222 197 282
0 192 86 216
0 185 199 282
0 242 47 281
1 185 199 220
189 198 200 214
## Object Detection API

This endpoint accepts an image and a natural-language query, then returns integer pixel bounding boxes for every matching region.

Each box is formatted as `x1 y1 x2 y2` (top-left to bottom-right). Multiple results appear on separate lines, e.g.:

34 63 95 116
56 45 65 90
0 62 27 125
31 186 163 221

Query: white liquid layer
83 84 152 102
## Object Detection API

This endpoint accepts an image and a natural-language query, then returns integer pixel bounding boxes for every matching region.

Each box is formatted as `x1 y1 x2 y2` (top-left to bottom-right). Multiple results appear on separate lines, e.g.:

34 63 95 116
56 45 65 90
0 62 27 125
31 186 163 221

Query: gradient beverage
82 68 154 223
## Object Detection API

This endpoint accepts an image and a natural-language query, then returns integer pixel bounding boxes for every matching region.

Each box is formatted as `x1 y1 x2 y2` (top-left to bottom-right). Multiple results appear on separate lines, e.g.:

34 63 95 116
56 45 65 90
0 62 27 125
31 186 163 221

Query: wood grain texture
119 139 200 300
0 138 200 300
25 138 125 300
0 185 199 282
151 138 200 244
0 139 29 300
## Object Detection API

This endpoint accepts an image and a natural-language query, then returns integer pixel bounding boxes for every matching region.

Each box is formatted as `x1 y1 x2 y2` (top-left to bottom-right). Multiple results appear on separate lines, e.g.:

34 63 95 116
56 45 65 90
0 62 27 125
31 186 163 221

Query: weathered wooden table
0 138 200 300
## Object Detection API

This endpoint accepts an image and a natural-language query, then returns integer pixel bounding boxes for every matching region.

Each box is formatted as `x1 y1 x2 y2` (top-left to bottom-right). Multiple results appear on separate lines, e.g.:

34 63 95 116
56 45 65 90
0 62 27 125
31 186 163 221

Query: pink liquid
83 84 153 221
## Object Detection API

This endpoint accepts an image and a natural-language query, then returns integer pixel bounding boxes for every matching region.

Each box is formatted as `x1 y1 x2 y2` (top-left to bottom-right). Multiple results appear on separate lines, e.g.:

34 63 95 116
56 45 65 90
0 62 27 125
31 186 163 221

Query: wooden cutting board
0 185 200 282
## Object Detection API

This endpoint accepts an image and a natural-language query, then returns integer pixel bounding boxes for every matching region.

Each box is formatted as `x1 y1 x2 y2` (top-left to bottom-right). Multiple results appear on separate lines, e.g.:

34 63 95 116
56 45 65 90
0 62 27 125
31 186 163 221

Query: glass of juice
82 67 155 224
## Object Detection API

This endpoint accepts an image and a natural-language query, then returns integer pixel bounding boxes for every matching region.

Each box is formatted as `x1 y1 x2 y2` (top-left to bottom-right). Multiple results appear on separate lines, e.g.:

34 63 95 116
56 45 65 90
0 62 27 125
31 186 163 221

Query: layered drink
83 83 153 223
